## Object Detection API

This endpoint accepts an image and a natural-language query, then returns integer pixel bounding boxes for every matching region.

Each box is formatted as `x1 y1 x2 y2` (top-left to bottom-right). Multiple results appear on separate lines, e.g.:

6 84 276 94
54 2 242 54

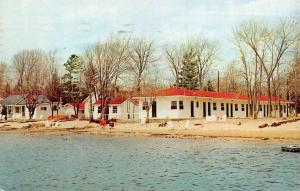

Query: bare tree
165 44 184 88
223 61 242 93
85 36 130 120
192 39 219 90
234 19 299 117
0 61 6 96
13 50 48 119
234 30 264 119
83 60 97 122
44 51 62 119
288 40 300 116
128 38 157 92
139 66 162 123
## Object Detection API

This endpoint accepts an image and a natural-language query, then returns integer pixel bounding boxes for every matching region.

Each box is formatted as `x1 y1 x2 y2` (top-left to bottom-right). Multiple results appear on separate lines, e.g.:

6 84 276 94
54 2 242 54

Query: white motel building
137 88 294 120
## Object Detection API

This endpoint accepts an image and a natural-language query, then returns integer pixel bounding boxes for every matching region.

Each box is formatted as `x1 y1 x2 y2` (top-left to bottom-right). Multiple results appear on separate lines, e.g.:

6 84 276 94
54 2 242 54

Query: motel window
98 106 102 113
41 107 47 111
171 101 177 110
221 103 225 111
196 102 199 108
179 101 184 110
213 103 217 110
241 104 245 111
112 106 118 113
142 102 148 110
235 104 238 111
15 107 20 113
260 105 262 111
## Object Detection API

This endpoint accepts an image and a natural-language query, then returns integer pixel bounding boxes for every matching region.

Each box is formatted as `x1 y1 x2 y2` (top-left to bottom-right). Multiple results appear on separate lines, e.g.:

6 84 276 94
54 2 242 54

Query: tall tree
44 51 62 119
288 41 300 116
223 61 241 93
204 80 215 92
62 54 84 118
0 61 6 96
128 38 157 92
83 60 97 122
178 49 198 90
234 27 264 119
234 19 299 117
3 82 11 98
13 50 48 119
193 39 219 90
85 36 130 120
165 44 184 88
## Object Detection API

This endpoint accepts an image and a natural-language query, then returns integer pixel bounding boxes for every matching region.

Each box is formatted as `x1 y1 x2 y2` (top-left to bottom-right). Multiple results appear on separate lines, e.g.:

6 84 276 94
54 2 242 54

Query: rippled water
0 133 299 191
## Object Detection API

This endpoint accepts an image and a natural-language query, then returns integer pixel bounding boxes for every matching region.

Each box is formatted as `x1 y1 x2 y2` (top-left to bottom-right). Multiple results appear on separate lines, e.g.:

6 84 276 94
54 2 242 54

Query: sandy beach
1 118 300 140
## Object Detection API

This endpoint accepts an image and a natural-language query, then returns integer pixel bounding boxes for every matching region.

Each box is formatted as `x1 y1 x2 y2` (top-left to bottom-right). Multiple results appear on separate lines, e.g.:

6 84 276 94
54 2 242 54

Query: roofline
133 95 292 103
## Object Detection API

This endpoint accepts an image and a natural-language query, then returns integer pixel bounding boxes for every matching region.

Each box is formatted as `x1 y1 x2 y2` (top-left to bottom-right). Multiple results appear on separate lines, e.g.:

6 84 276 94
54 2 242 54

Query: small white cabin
92 97 139 120
0 95 52 120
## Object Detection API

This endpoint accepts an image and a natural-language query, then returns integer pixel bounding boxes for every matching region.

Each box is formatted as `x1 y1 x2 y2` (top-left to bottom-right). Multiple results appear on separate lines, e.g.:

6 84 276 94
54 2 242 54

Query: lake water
0 133 299 191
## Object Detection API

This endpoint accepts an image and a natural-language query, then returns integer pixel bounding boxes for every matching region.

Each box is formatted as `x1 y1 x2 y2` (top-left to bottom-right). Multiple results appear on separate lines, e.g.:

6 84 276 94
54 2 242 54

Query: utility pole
217 71 220 92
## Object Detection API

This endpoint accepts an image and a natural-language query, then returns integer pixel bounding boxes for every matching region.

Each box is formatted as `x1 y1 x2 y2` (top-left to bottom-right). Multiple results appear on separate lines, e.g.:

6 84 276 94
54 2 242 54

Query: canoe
281 145 300 153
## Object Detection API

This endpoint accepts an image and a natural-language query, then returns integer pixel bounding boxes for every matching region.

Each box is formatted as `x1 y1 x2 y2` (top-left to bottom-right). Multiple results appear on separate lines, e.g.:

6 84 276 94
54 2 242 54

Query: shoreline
1 118 300 141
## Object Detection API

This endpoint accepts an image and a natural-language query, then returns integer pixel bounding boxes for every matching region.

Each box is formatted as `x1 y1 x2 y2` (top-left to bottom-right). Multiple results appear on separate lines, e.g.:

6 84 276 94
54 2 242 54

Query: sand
0 118 300 140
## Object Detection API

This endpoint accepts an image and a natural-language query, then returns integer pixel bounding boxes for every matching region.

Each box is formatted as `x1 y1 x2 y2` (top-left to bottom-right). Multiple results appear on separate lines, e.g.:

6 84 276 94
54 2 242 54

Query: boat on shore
281 145 300 153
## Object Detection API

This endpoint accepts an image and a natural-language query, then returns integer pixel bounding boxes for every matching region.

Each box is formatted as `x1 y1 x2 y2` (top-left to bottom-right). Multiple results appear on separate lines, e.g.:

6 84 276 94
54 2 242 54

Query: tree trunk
146 109 150 123
89 94 93 122
267 78 272 117
137 74 141 92
50 102 54 120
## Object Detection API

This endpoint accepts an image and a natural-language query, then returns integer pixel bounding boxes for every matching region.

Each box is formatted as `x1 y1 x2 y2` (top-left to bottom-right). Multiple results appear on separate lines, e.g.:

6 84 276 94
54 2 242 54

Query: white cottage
60 103 85 118
136 88 294 120
92 97 139 120
0 95 52 120
83 93 97 120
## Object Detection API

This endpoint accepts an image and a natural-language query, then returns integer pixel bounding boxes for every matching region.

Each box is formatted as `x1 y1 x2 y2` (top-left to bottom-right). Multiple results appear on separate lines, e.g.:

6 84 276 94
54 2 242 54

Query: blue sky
0 0 299 69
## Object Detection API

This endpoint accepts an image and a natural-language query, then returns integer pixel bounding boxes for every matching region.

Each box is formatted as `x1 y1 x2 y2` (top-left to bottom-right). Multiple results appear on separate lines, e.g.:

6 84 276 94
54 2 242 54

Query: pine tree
178 50 198 90
62 54 85 118
204 80 215 92
3 82 11 98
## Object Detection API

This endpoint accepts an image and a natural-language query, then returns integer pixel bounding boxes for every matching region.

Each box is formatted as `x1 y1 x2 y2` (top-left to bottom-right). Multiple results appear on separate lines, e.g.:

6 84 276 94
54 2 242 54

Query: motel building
137 88 294 121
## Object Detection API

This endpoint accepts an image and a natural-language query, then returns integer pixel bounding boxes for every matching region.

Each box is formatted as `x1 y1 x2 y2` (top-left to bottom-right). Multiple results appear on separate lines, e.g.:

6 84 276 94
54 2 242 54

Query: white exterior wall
138 97 181 120
137 96 291 120
84 94 97 119
92 99 138 120
24 103 51 120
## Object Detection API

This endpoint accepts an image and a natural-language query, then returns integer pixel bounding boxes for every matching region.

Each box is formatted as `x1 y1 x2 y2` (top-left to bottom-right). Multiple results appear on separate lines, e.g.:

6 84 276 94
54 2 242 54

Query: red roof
95 97 127 105
68 103 84 110
139 88 288 102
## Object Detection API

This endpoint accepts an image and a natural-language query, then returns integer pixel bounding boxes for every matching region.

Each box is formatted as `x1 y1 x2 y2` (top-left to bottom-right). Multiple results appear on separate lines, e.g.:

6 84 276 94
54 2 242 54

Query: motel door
203 102 206 117
246 104 249 117
208 102 211 116
191 101 194 117
230 103 233 117
22 106 25 117
152 101 157 118
226 103 229 117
